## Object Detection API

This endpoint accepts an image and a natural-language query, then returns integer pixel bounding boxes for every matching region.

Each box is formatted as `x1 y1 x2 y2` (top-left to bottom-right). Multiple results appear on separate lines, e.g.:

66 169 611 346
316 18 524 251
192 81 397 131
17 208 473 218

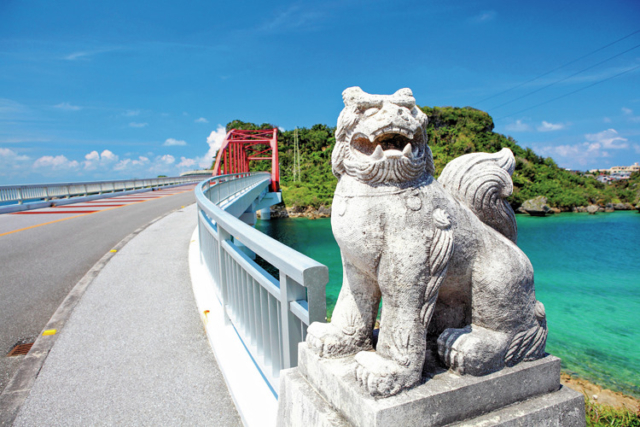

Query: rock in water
522 196 552 216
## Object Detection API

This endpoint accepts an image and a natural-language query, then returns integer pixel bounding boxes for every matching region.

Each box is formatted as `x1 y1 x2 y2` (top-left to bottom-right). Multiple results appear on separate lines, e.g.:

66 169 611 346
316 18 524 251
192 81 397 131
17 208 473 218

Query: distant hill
222 110 639 210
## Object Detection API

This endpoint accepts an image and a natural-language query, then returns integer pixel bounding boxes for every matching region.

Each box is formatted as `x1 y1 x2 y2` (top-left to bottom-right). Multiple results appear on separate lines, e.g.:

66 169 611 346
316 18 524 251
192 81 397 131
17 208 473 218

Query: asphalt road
0 186 196 394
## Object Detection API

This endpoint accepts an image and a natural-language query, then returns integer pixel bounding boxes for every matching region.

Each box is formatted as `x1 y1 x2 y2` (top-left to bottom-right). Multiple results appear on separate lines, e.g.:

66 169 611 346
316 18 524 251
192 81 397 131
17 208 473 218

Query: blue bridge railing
194 173 328 391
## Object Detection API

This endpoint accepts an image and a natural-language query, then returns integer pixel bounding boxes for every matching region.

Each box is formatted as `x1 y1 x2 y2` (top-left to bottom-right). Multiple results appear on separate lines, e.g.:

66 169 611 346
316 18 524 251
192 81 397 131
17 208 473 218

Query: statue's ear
394 88 413 98
342 87 364 106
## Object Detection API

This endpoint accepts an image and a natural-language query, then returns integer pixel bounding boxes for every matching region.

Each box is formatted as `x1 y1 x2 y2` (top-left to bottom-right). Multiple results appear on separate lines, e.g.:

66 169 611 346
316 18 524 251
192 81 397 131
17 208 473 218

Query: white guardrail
195 173 328 392
0 176 202 205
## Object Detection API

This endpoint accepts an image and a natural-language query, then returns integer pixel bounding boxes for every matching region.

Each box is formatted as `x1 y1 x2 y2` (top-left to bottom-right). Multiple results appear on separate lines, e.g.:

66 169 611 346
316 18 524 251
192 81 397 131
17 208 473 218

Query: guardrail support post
217 226 232 325
280 274 306 369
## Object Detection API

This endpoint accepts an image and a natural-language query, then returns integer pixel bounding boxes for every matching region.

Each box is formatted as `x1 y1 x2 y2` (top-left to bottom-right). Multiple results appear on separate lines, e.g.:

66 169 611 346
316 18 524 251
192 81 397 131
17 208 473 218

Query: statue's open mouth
350 126 418 161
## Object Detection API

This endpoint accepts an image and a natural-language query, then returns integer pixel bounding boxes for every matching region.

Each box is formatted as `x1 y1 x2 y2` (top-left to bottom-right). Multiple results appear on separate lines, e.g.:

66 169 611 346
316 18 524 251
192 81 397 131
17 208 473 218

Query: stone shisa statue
277 88 585 427
307 86 547 397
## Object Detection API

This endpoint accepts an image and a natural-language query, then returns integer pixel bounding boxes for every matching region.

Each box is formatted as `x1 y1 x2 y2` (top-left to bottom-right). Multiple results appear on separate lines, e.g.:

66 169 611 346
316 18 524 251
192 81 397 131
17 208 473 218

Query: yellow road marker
43 329 57 336
110 249 117 253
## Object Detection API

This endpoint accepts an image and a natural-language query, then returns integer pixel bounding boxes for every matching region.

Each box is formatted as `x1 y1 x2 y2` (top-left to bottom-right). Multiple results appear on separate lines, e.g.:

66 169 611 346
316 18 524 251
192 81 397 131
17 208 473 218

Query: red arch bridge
212 128 280 192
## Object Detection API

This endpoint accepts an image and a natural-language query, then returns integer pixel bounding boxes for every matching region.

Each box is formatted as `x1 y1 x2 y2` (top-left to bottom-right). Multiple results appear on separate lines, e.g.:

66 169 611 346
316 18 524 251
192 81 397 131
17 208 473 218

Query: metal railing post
217 225 232 325
280 274 306 369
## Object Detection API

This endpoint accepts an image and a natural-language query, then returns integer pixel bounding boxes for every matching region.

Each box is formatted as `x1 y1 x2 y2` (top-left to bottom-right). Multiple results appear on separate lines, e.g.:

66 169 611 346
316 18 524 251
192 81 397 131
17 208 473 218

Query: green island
225 106 640 215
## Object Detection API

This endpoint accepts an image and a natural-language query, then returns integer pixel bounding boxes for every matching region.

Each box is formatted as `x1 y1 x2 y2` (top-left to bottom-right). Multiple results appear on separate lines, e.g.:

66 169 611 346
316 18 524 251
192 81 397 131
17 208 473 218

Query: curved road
0 185 197 393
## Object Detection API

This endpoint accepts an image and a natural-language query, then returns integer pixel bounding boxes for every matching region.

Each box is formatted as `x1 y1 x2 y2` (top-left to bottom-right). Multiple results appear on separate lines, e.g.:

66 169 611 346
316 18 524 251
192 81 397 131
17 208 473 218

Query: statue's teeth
403 143 413 158
368 134 375 143
371 145 384 160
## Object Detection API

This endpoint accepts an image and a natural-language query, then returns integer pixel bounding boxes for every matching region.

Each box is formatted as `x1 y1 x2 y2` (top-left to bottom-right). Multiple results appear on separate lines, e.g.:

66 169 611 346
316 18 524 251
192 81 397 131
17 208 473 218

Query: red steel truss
212 128 280 192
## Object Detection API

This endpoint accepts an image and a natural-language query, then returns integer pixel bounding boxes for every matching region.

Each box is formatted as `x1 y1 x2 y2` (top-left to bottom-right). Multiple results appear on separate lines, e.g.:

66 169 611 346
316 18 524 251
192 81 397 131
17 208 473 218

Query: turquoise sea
255 211 640 397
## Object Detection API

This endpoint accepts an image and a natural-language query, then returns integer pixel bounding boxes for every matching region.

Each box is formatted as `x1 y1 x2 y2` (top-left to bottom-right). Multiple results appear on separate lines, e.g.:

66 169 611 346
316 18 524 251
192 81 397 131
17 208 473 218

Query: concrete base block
276 343 585 427
278 368 350 427
449 386 585 426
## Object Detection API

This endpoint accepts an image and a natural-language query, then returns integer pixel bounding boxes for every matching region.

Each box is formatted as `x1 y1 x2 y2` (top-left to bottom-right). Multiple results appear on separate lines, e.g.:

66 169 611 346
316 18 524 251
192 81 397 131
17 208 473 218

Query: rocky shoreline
258 204 332 219
258 200 639 220
561 373 639 413
516 195 639 216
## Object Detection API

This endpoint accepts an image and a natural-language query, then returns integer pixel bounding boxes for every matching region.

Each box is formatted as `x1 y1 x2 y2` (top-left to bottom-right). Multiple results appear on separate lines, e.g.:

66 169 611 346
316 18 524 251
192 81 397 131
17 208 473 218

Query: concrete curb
0 205 190 426
0 182 198 215
188 226 278 427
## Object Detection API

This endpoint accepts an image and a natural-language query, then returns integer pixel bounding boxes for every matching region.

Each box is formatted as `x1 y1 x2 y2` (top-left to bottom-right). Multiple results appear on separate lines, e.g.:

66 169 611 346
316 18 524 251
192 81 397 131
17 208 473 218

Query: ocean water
255 211 640 397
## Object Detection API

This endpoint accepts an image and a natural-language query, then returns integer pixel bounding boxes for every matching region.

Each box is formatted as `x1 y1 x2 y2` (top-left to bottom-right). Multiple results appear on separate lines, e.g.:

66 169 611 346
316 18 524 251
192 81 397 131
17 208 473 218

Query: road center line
0 187 195 237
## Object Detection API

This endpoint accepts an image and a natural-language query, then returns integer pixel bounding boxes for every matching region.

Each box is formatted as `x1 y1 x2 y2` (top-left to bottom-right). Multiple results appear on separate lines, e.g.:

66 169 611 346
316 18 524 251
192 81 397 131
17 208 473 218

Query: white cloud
472 11 496 23
85 151 100 161
65 51 91 61
158 154 175 164
259 4 322 33
123 110 140 117
100 150 118 161
201 125 227 168
585 129 628 149
64 48 118 61
0 148 31 177
54 102 82 111
83 149 119 170
621 107 640 122
163 138 187 146
278 126 286 132
603 117 612 123
177 157 197 168
0 98 28 117
33 155 79 170
537 121 565 132
195 117 209 123
505 120 531 132
634 144 640 154
538 128 630 167
114 156 150 171
0 148 29 162
129 122 148 128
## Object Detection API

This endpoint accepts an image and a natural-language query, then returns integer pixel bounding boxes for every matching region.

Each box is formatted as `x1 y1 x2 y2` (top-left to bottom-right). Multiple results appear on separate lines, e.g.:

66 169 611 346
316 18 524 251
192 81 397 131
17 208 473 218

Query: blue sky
1 0 639 184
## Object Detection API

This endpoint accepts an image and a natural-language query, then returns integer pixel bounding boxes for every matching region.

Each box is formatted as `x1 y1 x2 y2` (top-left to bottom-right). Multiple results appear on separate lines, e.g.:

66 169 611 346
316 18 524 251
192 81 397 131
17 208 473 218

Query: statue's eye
364 107 379 117
411 107 420 118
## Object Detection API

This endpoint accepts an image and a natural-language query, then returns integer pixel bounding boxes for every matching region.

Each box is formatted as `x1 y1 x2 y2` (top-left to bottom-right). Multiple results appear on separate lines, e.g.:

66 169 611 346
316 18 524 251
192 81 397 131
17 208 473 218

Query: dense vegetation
221 108 640 210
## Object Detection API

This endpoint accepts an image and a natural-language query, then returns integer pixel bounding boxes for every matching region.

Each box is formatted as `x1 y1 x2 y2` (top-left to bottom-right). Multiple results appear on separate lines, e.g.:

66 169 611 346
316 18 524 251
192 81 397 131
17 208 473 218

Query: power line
475 29 640 105
496 64 640 120
488 42 640 111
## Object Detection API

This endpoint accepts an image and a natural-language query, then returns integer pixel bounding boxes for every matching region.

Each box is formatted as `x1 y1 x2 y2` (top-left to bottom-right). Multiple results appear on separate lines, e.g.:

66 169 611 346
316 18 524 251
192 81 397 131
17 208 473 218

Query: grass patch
586 399 640 427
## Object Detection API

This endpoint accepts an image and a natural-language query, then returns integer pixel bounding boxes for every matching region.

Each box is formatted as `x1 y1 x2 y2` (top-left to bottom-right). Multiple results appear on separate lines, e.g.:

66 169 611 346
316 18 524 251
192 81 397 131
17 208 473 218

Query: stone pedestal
276 343 585 427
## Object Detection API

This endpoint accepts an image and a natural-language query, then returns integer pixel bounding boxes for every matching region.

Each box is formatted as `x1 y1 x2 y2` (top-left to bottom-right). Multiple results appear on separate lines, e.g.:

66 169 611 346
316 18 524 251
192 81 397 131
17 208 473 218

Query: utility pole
293 127 301 182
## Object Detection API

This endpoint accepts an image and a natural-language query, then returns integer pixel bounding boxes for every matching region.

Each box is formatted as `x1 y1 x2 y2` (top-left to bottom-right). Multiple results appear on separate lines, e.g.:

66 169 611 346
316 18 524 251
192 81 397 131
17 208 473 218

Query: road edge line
0 203 193 426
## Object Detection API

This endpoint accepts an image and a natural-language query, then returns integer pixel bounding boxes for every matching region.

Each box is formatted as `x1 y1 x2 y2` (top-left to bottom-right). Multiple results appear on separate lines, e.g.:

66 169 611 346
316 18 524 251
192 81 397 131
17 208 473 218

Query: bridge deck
9 204 242 426
0 186 196 236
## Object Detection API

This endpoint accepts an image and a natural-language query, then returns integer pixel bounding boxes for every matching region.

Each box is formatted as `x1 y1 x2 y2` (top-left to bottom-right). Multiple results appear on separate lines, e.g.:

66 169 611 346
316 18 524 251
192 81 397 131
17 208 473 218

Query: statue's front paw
306 322 369 358
437 326 509 376
354 351 420 397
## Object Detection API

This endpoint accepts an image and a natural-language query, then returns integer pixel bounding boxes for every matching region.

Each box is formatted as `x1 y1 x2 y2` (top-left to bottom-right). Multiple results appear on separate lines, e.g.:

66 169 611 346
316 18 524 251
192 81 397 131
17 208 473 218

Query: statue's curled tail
438 148 518 243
